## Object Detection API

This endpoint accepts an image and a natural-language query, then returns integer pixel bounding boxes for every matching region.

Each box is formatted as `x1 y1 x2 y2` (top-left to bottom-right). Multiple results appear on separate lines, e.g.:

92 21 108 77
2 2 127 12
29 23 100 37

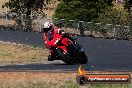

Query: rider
43 21 72 61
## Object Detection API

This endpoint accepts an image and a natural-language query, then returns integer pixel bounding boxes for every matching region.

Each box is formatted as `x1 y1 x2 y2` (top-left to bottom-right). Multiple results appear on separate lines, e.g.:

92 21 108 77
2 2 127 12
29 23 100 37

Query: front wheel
56 48 74 64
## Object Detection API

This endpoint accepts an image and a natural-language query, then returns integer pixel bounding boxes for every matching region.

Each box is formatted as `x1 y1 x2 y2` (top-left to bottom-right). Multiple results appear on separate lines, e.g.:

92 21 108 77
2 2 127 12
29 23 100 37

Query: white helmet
43 22 53 32
43 22 53 28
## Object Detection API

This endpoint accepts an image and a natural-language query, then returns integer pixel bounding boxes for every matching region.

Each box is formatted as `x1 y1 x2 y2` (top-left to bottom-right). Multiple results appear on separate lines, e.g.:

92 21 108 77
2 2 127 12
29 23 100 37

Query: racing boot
48 51 55 61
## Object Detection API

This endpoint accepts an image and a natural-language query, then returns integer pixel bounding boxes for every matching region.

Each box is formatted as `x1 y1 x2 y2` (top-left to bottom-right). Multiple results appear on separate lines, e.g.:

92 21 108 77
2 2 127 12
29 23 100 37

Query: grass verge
0 72 131 88
0 42 49 64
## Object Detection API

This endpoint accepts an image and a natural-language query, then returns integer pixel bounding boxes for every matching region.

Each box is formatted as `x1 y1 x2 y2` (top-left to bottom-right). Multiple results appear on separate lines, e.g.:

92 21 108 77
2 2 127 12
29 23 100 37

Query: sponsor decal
76 66 131 85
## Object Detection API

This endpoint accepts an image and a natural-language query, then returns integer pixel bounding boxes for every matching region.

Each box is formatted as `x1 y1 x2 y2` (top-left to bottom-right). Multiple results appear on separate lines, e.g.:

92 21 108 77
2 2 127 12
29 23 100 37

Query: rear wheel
78 52 88 64
68 44 88 64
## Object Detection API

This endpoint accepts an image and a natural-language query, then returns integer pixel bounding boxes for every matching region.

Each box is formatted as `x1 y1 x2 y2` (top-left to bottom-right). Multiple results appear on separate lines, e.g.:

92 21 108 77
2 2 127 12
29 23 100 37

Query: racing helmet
43 22 53 32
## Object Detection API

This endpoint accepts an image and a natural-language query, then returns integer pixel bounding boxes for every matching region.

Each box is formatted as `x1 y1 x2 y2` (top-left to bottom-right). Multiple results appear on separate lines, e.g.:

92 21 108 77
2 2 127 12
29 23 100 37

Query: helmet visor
43 28 50 33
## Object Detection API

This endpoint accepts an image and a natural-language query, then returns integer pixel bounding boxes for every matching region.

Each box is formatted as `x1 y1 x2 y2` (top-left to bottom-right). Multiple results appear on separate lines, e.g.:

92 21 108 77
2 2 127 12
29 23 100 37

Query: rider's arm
57 28 72 37
43 33 49 44
58 29 77 37
57 28 75 41
43 33 54 49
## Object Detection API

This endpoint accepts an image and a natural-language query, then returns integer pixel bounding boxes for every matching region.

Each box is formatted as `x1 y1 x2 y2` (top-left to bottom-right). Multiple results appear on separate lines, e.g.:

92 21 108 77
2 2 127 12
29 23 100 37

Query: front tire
56 48 74 64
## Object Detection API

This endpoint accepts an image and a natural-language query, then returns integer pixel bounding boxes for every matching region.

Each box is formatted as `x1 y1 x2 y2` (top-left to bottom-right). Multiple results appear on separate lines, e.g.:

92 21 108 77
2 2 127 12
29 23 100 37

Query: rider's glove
63 33 70 38
59 30 65 35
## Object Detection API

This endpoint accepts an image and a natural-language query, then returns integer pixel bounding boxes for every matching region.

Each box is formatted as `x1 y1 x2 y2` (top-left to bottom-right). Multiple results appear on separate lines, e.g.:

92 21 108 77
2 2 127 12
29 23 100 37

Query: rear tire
68 44 88 64
78 52 88 64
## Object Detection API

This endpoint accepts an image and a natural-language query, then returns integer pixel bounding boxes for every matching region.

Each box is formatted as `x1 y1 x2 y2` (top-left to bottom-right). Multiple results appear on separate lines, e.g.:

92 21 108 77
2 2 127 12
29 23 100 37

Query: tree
53 0 113 22
124 0 132 33
124 0 132 12
2 0 51 31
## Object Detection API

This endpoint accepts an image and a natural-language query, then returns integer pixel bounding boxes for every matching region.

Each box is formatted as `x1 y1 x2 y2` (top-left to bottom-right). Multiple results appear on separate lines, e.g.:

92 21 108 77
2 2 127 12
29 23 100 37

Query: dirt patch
0 19 15 26
0 0 9 13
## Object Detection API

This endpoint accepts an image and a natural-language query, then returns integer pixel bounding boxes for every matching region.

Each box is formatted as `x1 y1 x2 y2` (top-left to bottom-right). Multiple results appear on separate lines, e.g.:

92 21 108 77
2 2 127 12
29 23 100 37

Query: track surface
0 30 132 71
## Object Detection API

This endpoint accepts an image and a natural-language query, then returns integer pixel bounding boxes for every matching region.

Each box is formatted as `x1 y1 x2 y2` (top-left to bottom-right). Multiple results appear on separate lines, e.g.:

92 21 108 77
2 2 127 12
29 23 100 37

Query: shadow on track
0 62 90 72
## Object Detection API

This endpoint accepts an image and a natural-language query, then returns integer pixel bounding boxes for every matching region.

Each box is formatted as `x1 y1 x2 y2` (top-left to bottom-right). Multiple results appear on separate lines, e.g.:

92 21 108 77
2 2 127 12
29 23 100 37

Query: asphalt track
0 30 132 72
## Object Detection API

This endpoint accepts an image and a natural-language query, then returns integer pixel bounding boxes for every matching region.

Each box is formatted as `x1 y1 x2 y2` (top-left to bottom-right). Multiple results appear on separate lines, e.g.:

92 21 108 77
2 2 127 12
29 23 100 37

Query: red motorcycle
46 33 88 64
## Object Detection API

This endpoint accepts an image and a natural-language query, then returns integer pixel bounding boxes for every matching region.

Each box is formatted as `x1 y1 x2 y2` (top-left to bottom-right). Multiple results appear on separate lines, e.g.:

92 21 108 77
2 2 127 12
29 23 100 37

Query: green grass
59 81 132 88
0 80 131 88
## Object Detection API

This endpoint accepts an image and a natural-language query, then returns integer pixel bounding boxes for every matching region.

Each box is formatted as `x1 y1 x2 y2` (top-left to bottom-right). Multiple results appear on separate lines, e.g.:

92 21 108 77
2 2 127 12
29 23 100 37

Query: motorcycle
46 33 88 64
